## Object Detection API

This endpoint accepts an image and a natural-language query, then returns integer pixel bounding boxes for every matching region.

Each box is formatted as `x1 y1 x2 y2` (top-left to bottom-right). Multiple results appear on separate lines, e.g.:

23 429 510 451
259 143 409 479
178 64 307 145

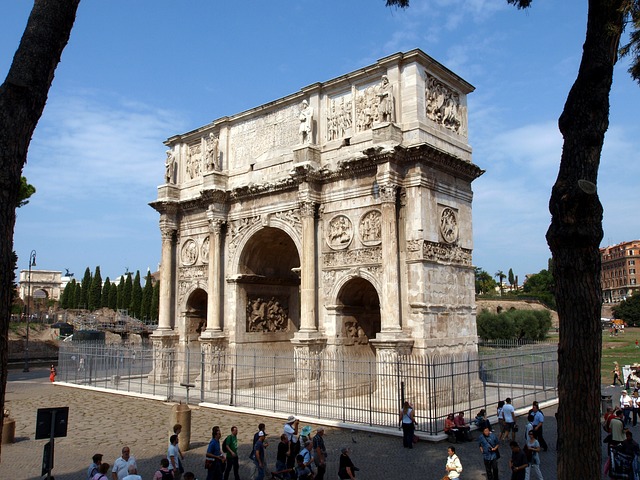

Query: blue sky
3 0 638 283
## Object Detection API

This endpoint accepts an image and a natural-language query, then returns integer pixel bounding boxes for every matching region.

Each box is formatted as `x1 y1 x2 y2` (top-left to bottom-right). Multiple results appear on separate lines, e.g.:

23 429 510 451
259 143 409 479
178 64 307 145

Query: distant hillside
476 298 559 328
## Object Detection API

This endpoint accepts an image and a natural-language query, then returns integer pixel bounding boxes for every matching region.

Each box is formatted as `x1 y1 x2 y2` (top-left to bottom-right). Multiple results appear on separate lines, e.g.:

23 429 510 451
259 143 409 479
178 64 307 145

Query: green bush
477 308 551 341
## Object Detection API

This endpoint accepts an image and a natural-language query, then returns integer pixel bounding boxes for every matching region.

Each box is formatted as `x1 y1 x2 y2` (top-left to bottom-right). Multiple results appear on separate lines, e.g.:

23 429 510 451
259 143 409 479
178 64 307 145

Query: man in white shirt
502 397 516 441
122 465 142 480
168 434 182 480
112 447 137 480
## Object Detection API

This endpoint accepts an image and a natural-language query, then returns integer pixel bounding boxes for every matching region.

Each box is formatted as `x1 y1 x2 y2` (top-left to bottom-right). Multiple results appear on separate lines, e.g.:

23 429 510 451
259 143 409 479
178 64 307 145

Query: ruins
150 49 484 399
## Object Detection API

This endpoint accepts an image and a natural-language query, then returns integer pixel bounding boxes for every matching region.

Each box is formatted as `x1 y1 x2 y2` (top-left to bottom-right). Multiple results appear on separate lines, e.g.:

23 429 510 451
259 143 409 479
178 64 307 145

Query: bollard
2 417 15 444
171 402 191 452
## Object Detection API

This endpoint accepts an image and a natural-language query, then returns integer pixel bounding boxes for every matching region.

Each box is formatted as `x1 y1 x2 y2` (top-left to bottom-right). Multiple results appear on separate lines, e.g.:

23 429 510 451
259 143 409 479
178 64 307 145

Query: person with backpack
153 459 173 480
91 463 110 480
223 426 240 480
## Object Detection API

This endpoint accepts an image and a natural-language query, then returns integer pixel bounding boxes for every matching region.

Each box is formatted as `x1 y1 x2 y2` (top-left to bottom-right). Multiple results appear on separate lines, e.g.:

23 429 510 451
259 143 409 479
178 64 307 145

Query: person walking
88 453 103 480
524 430 544 480
112 447 137 480
283 416 300 468
205 426 226 480
338 447 358 480
223 426 240 480
442 446 463 479
253 430 267 480
530 402 548 452
478 426 500 480
613 362 624 386
313 427 327 480
620 390 633 426
509 441 528 480
502 398 516 442
399 401 416 448
168 434 183 480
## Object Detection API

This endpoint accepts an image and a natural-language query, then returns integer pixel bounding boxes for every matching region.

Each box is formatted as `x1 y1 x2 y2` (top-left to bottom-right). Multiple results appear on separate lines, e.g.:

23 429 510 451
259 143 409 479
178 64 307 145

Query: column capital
299 200 317 218
208 218 225 234
379 184 398 203
160 225 176 241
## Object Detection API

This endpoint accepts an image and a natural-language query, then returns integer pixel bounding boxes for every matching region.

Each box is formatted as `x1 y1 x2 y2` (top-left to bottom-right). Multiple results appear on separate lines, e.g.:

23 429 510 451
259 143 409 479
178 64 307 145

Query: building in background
601 240 640 303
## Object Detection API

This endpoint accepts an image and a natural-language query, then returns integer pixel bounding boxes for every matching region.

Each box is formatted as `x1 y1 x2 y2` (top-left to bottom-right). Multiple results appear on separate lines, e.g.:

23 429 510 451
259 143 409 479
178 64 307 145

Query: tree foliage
141 270 153 322
477 308 552 341
129 270 142 318
88 265 102 311
613 293 640 326
151 280 160 323
523 265 555 309
475 267 497 295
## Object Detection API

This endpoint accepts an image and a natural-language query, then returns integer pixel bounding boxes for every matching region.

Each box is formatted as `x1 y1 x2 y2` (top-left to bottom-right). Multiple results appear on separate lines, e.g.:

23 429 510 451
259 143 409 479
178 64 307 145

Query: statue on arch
298 99 314 144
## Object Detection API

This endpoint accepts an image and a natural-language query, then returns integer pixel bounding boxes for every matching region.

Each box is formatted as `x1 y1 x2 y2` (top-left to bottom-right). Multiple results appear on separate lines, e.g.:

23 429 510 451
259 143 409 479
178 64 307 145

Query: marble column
158 225 176 331
299 201 317 333
379 184 402 333
204 218 224 334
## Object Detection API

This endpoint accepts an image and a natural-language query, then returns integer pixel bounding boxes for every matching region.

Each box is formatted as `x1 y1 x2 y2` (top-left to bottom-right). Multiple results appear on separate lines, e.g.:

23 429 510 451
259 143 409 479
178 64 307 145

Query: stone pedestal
148 331 179 384
289 337 326 401
372 122 403 145
200 335 229 390
370 335 414 411
293 145 321 165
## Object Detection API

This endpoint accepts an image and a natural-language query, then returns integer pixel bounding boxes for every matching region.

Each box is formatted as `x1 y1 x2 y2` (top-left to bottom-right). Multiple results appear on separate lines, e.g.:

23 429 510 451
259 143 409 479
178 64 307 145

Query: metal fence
58 341 557 436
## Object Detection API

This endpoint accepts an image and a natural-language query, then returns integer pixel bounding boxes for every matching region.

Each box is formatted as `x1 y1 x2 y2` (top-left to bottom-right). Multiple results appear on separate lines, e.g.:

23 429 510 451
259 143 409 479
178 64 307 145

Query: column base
148 331 179 384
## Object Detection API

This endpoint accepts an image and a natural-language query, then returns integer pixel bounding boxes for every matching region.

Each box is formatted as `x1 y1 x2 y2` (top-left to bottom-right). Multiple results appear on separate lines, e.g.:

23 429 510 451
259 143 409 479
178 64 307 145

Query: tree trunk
0 0 80 458
546 1 624 479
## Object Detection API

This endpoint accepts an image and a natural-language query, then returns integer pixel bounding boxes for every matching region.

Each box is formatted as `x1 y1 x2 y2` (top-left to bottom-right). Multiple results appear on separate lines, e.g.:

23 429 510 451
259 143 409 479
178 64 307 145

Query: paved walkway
1 367 560 480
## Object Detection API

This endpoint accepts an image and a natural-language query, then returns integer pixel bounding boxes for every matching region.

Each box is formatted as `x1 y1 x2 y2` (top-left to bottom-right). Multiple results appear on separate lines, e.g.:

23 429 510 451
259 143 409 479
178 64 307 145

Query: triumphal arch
150 49 483 399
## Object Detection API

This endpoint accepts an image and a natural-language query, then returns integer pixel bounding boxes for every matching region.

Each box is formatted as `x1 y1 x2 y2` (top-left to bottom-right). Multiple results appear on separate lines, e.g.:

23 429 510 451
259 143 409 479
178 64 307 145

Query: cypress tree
151 280 160 322
101 277 111 308
141 270 153 322
130 270 142 318
79 267 91 310
89 266 102 311
67 279 78 309
116 276 125 310
59 282 68 309
108 281 118 310
122 273 133 313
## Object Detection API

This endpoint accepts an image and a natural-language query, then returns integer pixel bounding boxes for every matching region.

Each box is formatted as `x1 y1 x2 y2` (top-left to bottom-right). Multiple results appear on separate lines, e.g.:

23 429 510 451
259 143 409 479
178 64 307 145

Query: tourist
250 423 266 461
122 464 142 480
478 426 500 480
294 454 313 480
524 430 544 480
273 434 292 479
603 407 615 433
223 426 240 480
632 391 640 426
530 402 548 452
445 413 465 443
299 440 314 473
313 427 327 480
509 441 528 480
399 400 416 448
49 364 57 382
152 458 173 480
206 426 226 480
168 434 183 480
474 409 491 432
524 414 535 442
442 446 462 479
501 398 516 442
454 411 472 441
87 453 103 480
254 430 267 480
621 390 633 426
283 415 300 468
174 424 185 463
92 463 110 480
497 400 506 440
608 410 626 451
619 430 640 457
337 447 358 480
111 447 137 480
613 362 624 386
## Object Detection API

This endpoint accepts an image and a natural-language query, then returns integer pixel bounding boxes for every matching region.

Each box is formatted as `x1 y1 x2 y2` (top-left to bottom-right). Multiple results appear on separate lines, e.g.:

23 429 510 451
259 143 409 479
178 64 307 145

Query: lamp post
23 249 36 373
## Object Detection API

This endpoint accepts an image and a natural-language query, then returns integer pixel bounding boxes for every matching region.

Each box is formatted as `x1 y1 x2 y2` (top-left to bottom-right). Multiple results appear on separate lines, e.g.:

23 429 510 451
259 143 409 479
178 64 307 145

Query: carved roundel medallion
326 215 353 250
359 210 382 246
181 239 198 265
440 207 459 244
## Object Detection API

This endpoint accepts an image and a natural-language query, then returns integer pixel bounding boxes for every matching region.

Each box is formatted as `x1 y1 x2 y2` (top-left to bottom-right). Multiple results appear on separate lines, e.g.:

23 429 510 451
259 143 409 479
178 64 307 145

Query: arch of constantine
150 49 484 405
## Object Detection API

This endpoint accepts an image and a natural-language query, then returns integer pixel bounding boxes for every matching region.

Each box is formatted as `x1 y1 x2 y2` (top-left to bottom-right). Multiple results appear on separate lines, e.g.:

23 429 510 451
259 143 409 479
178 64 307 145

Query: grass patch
601 327 640 385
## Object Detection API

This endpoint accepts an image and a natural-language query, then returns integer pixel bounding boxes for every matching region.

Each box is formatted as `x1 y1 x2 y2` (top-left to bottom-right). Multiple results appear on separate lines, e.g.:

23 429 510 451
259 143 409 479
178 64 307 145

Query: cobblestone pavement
1 368 561 480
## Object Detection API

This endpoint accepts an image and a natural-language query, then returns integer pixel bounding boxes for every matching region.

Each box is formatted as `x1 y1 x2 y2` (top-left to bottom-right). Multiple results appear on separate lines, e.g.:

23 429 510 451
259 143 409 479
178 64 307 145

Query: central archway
236 227 301 336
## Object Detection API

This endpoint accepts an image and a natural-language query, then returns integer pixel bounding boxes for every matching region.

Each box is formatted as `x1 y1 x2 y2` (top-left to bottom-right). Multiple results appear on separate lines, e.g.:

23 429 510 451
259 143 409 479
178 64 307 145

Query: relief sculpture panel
326 215 353 250
326 93 353 141
246 296 289 333
425 72 466 135
359 210 382 246
181 239 198 266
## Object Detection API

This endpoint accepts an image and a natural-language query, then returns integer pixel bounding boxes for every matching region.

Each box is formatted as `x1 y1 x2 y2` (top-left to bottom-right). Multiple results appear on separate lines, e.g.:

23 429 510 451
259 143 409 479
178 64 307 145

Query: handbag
205 458 214 470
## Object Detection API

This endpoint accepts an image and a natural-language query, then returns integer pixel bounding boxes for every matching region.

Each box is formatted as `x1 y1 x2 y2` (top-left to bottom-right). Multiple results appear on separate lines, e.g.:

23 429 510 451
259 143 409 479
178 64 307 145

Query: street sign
35 407 69 439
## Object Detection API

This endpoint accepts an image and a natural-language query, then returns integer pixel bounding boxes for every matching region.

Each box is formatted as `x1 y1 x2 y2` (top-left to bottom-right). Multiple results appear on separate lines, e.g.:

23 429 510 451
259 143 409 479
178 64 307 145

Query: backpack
159 470 173 480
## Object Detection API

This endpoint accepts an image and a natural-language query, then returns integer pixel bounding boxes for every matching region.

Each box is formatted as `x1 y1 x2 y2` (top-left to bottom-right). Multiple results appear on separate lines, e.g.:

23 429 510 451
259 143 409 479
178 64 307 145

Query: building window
630 260 636 266
631 269 636 275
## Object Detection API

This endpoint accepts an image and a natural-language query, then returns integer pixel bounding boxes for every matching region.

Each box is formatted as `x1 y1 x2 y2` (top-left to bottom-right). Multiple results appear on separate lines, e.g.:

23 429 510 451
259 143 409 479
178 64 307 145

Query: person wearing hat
313 427 327 480
284 415 300 468
338 447 358 480
254 430 267 480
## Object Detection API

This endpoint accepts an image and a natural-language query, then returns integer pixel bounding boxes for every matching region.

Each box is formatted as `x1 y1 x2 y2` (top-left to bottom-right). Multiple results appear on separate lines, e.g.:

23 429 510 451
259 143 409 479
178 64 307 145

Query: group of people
87 424 193 480
204 415 357 480
603 389 640 477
